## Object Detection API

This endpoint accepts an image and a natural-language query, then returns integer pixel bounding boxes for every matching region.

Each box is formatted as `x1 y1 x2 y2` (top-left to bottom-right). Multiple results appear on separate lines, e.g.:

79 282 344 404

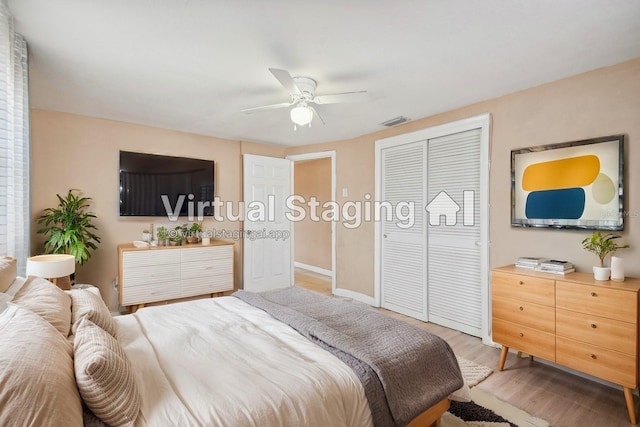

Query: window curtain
0 0 30 276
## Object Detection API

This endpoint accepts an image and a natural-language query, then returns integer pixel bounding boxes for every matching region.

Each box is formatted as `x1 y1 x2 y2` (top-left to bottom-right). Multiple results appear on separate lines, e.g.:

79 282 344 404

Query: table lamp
26 254 76 290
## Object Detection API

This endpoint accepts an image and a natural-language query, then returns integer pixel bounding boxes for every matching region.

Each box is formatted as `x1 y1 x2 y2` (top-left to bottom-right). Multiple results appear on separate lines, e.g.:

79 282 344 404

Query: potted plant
582 231 629 280
169 224 187 246
142 229 151 242
156 226 169 246
36 189 101 266
187 223 202 244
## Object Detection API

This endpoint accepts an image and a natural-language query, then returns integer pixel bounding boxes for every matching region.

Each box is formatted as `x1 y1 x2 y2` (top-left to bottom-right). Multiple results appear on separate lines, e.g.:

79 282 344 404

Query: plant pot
168 240 181 246
186 236 199 244
593 266 610 281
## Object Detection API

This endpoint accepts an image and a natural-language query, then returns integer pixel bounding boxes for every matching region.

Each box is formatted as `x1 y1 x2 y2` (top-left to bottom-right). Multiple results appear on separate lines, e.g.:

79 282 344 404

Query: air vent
381 116 410 127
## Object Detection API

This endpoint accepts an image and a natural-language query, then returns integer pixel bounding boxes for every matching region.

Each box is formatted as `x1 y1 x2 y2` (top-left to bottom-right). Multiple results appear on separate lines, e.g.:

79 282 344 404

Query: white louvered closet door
427 129 482 336
380 141 428 321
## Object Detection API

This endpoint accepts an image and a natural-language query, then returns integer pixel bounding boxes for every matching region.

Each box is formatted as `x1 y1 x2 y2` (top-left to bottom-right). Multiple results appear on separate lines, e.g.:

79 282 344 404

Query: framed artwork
511 135 624 230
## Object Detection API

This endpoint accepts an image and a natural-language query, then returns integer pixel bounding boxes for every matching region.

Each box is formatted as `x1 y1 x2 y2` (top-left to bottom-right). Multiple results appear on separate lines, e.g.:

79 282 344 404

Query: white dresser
118 241 234 311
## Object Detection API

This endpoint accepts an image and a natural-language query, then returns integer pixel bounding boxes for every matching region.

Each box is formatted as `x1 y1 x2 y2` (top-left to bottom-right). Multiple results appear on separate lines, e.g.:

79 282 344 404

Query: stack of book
515 257 548 269
534 259 575 275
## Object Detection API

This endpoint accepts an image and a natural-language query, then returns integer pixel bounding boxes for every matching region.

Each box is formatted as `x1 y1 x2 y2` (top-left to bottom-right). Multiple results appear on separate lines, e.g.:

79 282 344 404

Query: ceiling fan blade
269 68 301 95
312 91 368 105
241 102 293 114
309 106 325 125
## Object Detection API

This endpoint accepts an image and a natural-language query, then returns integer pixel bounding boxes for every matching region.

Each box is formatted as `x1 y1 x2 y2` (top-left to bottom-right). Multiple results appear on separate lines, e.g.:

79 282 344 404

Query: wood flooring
294 267 636 427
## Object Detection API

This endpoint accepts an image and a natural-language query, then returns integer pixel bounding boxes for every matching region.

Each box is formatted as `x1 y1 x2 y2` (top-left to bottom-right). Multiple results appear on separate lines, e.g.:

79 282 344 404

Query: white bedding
115 296 374 427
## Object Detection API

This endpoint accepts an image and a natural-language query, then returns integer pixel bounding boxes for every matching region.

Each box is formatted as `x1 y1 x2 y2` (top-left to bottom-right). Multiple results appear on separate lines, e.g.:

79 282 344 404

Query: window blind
0 0 30 276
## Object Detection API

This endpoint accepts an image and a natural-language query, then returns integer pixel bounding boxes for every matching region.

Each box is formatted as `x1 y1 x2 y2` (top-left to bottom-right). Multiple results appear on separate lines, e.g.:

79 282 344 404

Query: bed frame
406 398 450 427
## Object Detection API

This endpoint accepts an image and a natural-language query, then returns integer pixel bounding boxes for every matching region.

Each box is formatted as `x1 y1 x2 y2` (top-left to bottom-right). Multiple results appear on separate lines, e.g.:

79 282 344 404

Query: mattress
114 296 373 427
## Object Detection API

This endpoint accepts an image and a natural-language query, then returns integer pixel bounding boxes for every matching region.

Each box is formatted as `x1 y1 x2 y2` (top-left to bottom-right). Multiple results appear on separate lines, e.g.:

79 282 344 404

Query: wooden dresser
118 240 234 312
492 265 640 424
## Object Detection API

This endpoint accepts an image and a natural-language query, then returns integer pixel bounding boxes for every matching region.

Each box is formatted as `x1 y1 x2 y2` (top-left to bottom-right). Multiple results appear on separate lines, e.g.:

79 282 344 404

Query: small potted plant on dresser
156 226 169 246
187 223 202 244
581 231 629 280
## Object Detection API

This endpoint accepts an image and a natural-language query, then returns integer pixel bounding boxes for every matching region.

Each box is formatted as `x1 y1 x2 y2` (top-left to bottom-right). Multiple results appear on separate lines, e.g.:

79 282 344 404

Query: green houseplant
36 189 101 265
582 231 629 280
187 222 202 244
156 226 169 246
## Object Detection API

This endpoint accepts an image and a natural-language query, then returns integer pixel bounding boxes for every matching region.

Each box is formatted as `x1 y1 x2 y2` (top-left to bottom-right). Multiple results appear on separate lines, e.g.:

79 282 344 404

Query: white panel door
426 129 483 337
380 141 428 321
243 154 292 292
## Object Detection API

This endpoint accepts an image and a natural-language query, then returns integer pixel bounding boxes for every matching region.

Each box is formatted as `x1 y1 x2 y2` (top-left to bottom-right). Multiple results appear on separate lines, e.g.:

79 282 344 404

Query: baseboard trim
333 288 376 306
294 262 332 277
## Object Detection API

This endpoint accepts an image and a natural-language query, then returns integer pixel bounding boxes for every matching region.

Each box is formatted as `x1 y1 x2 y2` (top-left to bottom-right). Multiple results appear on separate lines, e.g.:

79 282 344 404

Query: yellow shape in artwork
522 155 600 191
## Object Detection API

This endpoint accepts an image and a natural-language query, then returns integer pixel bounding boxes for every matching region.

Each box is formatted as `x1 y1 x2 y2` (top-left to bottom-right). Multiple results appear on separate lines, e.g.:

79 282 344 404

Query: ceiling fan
242 68 368 129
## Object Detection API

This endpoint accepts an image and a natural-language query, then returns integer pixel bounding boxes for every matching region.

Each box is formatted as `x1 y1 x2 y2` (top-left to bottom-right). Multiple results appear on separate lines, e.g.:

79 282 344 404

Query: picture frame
511 135 624 230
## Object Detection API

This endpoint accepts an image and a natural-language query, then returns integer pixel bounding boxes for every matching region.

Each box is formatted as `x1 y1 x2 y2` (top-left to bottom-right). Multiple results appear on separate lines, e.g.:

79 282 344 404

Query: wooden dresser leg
498 346 509 371
623 387 637 424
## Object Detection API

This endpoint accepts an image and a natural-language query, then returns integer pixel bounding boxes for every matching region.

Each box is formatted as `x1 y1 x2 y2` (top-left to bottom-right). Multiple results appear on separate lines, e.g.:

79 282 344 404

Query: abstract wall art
511 135 624 230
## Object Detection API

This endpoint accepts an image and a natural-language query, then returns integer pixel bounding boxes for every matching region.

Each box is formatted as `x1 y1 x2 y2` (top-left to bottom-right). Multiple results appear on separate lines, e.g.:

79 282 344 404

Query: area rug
456 356 493 387
448 357 550 427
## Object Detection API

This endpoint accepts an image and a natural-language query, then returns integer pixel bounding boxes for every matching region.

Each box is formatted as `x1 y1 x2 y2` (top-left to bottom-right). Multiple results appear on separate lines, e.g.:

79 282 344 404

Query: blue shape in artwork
525 188 585 219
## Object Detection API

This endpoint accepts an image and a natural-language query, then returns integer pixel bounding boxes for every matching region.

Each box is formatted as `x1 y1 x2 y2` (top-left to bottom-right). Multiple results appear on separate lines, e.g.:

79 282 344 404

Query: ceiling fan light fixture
290 105 313 126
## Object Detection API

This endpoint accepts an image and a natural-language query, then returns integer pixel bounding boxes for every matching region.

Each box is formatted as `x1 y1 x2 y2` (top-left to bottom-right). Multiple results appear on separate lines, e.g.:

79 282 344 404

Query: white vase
611 256 625 281
593 266 610 281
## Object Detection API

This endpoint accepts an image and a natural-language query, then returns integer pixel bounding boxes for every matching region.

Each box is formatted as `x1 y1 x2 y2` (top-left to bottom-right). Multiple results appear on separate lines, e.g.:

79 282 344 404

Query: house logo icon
425 190 475 226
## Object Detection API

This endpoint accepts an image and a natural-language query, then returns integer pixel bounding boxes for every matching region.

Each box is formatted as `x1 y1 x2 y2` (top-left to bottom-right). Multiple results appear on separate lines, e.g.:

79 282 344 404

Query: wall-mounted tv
511 135 624 230
119 151 214 217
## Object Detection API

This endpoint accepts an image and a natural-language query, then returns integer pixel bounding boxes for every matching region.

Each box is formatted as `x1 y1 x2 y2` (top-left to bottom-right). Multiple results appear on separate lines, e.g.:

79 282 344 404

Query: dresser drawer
556 281 637 323
492 295 555 333
122 249 177 267
180 245 233 263
556 336 637 388
492 271 555 306
492 318 555 361
121 281 181 306
181 257 234 279
121 263 181 287
556 309 636 355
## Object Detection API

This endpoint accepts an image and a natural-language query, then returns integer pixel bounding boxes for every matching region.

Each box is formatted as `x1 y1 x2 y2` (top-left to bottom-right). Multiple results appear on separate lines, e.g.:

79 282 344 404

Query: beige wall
31 57 640 305
286 57 640 297
293 158 332 271
30 110 284 310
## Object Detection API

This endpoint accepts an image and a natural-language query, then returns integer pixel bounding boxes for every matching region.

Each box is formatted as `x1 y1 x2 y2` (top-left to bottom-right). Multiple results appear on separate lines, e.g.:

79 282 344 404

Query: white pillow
3 276 26 298
0 293 11 313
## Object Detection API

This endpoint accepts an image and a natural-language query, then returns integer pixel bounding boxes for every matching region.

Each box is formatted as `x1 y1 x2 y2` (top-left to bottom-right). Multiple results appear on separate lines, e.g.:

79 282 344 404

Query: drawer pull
519 332 524 337
519 306 524 311
590 291 597 297
590 323 597 329
519 281 524 285
589 353 597 359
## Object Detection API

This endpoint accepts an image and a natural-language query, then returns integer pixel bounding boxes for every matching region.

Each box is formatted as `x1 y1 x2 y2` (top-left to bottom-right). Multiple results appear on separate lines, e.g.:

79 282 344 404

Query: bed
0 255 465 427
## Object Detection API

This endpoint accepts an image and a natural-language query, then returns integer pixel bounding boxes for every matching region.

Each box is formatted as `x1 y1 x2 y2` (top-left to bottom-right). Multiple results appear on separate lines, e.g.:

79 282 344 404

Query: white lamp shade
26 254 75 278
290 106 313 126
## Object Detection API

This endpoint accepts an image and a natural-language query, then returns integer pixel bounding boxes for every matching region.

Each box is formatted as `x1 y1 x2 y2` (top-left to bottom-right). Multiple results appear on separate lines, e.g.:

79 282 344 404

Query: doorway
287 151 336 295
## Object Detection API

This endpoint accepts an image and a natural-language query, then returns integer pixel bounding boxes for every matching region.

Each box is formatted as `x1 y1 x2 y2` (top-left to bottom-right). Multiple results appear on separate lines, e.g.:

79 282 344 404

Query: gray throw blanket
233 287 463 427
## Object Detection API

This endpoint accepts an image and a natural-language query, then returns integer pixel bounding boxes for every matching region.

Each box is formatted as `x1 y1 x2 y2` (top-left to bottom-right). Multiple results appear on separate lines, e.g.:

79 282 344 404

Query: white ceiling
7 0 640 147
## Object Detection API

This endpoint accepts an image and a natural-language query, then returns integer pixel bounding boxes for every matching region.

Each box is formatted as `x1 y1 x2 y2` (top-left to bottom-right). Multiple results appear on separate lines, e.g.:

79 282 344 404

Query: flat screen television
511 135 624 230
119 151 214 217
